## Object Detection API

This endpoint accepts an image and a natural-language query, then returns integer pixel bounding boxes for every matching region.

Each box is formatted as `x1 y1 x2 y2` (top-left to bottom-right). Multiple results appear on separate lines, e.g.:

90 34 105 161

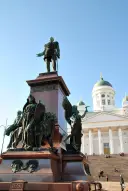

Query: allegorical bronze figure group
5 94 88 155
6 94 57 153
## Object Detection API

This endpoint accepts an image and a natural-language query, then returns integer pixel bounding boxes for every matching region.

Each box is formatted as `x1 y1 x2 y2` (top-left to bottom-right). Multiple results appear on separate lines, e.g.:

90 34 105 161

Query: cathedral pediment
83 112 128 123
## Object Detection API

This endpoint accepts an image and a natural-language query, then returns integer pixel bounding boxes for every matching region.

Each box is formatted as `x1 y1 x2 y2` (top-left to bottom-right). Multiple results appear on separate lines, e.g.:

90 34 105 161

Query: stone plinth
0 152 90 183
0 181 90 191
61 154 87 181
26 71 70 134
0 151 61 183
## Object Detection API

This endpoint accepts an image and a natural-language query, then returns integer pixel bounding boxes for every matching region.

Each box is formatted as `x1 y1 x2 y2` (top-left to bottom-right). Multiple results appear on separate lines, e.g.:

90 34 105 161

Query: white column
82 132 85 153
83 134 86 154
109 128 114 154
89 129 93 155
118 128 124 153
98 129 102 155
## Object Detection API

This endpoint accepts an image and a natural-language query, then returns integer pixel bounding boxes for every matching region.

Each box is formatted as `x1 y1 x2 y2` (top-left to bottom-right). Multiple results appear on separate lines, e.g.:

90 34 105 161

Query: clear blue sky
0 1 128 150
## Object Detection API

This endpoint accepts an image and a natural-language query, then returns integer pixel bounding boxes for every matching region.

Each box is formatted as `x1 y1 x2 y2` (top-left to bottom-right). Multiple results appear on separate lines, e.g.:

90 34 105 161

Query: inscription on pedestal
9 181 26 191
31 84 58 93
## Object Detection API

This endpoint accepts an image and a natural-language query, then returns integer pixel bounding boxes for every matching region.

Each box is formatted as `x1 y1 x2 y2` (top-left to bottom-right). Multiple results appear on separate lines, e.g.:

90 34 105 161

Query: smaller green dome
94 76 112 88
123 96 128 102
77 100 85 106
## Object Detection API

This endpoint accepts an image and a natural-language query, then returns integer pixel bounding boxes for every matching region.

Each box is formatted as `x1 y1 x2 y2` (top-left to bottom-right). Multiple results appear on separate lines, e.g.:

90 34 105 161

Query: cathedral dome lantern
92 74 115 112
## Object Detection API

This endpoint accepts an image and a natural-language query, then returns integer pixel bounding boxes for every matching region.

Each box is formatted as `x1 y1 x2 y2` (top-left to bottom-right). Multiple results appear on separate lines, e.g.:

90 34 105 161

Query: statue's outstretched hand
85 106 90 112
36 52 44 57
36 53 41 57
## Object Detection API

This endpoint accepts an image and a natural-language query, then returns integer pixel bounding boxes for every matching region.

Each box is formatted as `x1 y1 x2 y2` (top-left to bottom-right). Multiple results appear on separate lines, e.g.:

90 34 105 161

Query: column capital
118 127 122 130
109 127 114 133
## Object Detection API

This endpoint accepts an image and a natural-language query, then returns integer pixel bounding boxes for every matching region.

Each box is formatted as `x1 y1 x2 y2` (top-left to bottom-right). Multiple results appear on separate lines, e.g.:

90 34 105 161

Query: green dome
77 100 85 106
94 77 112 88
123 96 128 102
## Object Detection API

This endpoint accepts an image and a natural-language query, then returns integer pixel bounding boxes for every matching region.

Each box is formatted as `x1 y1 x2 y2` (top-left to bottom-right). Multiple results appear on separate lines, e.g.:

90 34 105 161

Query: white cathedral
69 75 128 155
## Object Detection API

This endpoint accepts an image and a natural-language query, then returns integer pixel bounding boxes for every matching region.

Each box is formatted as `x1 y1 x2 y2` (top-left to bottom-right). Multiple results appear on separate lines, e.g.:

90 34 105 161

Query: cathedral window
101 94 105 98
102 99 105 105
108 100 111 105
104 143 109 148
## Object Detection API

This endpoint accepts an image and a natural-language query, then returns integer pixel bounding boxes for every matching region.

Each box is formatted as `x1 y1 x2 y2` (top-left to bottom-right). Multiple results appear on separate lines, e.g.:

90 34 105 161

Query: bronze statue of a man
36 37 60 73
6 110 23 149
61 97 89 152
22 95 43 150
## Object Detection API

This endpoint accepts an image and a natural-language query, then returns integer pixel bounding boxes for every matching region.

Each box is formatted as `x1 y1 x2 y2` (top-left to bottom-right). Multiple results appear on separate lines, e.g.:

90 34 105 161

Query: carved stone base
62 154 88 181
0 181 93 191
9 180 27 191
0 151 91 183
0 151 61 182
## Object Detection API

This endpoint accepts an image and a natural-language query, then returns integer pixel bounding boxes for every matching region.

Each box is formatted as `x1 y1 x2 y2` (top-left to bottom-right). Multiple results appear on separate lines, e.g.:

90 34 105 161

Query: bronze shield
34 103 45 121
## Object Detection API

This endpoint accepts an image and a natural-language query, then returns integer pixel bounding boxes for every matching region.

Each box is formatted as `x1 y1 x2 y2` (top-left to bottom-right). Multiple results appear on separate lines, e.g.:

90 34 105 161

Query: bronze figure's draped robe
6 94 58 153
6 111 22 149
22 102 37 150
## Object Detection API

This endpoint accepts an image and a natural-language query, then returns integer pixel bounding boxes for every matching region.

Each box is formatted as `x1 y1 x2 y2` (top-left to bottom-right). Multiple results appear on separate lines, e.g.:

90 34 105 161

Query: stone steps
88 155 128 182
100 182 128 191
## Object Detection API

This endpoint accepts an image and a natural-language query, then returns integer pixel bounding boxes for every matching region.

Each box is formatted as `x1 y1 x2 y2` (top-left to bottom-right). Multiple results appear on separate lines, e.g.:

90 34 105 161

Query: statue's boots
25 145 33 151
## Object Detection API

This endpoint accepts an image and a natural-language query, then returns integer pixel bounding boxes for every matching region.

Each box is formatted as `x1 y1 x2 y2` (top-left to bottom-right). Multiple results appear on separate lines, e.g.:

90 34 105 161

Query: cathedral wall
83 137 89 155
123 138 128 153
113 137 120 154
93 139 99 155
122 130 128 153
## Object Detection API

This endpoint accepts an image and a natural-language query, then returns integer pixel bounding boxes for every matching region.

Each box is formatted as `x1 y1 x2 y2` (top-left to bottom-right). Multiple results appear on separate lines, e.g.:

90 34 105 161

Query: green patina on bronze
11 160 39 173
62 97 89 152
5 94 58 154
11 160 23 173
